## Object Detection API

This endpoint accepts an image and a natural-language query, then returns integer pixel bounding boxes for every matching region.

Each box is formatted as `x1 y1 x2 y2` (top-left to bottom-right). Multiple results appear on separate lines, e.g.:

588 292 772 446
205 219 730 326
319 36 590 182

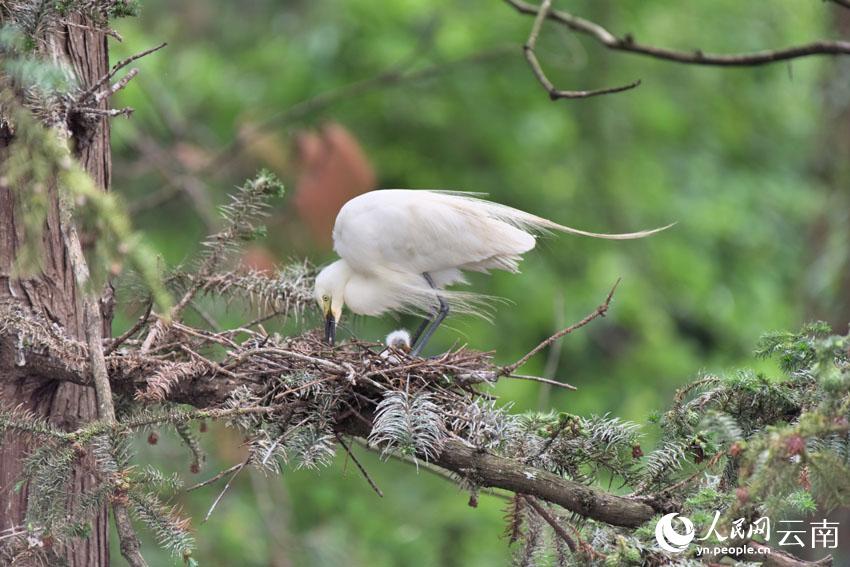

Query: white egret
315 190 670 354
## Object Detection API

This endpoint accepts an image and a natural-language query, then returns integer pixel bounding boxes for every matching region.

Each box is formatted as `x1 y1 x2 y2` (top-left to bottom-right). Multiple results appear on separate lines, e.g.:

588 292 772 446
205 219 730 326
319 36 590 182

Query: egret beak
324 311 336 346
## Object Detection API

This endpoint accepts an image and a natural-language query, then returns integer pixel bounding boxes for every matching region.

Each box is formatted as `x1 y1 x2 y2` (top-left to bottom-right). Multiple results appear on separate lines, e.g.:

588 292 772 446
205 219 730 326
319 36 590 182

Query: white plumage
315 189 670 352
384 329 413 349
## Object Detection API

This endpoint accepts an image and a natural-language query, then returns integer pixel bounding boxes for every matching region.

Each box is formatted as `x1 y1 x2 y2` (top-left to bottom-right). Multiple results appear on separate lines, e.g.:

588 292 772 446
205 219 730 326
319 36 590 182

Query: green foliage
105 0 141 18
174 421 205 473
0 26 71 90
203 169 283 255
786 490 818 514
369 389 447 462
136 465 185 493
0 405 67 440
497 322 850 565
22 443 76 531
128 488 195 559
521 412 644 484
0 92 173 312
1 19 173 311
3 0 850 564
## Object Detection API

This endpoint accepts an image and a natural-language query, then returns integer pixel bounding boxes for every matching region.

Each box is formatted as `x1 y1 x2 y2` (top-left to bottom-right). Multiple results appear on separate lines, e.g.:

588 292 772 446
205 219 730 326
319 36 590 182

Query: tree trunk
0 16 112 566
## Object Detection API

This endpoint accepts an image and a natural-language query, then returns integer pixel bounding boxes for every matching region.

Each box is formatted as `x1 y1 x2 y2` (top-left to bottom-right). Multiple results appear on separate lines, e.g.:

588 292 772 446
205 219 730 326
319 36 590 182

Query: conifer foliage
0 2 849 566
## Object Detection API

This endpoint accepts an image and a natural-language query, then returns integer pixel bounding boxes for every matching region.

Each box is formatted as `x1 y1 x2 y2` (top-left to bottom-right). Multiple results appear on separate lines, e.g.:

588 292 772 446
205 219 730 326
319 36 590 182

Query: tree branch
522 495 577 553
62 176 148 567
336 411 655 527
5 267 839 562
432 438 655 527
507 0 850 68
336 433 384 498
500 278 619 376
522 0 639 99
77 43 166 104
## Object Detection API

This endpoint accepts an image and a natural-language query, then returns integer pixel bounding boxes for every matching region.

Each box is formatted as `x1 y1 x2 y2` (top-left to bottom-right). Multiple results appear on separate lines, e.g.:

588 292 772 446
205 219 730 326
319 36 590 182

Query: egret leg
410 317 432 346
411 273 449 356
410 273 439 346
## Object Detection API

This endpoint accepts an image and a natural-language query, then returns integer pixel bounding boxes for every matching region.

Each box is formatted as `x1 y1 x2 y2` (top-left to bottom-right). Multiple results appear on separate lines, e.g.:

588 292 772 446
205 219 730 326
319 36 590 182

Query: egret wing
332 190 535 277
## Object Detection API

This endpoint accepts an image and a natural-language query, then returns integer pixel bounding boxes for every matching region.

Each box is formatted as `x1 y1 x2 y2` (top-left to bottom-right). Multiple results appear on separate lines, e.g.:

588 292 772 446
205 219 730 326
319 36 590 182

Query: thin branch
76 106 134 117
830 0 850 9
537 292 565 408
77 43 166 104
731 542 833 567
527 415 573 463
60 19 123 42
507 0 850 68
63 216 148 566
62 227 114 423
522 0 639 99
522 495 577 553
105 300 153 355
353 439 512 501
203 458 249 523
188 301 222 331
113 504 148 567
94 67 140 104
506 373 576 390
500 279 620 376
336 433 384 497
186 463 244 493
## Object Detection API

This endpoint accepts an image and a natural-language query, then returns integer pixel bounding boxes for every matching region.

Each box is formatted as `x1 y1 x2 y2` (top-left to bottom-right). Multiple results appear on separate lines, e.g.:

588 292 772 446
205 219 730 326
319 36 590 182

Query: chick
380 329 411 364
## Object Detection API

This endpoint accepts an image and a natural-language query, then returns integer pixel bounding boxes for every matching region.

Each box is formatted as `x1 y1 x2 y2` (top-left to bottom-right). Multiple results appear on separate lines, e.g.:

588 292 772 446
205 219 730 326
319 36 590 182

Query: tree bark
0 16 112 566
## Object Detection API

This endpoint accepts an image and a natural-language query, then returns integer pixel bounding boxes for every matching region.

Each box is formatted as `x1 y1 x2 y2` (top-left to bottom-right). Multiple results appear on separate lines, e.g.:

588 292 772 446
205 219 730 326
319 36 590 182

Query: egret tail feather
440 191 675 240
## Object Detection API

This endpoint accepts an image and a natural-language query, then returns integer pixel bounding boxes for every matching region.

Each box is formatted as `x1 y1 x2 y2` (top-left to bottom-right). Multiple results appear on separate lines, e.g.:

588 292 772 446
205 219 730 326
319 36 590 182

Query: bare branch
522 495 577 553
505 373 576 390
507 0 850 67
336 433 384 497
105 301 153 355
63 200 148 567
739 542 832 567
112 504 149 567
93 68 139 104
186 463 244 493
423 437 655 527
500 278 620 376
203 459 248 523
77 43 166 104
522 0 639 99
76 106 134 117
60 19 123 42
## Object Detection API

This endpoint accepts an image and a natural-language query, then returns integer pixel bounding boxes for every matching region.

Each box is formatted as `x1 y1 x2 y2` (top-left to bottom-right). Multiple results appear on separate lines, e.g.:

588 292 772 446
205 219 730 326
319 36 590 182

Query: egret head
314 260 349 345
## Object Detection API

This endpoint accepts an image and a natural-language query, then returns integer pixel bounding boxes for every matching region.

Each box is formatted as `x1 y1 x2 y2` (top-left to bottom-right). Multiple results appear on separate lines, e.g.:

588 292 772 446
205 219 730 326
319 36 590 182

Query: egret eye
322 295 329 302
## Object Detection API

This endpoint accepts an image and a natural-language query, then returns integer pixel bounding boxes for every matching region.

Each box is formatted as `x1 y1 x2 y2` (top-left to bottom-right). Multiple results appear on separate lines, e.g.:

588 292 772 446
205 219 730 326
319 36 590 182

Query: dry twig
336 433 384 497
522 495 577 553
522 0 639 99
507 0 850 68
77 43 166 104
500 278 620 376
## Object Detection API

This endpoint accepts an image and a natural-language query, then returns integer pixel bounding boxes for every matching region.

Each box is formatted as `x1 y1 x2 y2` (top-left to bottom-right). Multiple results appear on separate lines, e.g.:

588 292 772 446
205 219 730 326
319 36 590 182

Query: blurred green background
107 1 849 564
